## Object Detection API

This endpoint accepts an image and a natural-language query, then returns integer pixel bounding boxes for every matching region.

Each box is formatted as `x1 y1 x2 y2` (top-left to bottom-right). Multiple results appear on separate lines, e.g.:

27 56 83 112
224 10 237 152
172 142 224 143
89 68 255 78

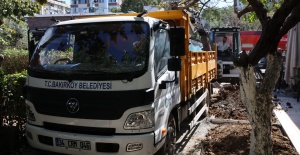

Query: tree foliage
0 19 29 50
201 6 261 30
0 0 46 49
0 0 46 24
110 7 122 13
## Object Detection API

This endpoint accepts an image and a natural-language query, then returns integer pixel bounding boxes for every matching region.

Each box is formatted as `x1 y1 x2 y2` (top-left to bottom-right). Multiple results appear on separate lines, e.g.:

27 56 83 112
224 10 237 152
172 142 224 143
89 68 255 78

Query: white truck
24 10 217 155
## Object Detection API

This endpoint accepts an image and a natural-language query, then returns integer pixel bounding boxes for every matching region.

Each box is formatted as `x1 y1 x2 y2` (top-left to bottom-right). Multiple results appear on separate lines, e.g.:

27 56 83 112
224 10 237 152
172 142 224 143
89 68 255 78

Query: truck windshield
212 31 241 61
29 21 150 76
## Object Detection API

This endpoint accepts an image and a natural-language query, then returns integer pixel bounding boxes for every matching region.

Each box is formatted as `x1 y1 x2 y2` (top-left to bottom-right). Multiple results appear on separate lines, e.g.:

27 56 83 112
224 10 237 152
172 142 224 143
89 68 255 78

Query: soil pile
210 84 247 120
201 83 298 155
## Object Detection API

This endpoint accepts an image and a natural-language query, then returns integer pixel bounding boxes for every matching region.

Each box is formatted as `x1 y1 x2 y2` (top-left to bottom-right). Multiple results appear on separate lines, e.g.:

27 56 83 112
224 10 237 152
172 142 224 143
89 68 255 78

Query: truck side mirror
159 58 181 89
170 27 185 56
168 57 181 71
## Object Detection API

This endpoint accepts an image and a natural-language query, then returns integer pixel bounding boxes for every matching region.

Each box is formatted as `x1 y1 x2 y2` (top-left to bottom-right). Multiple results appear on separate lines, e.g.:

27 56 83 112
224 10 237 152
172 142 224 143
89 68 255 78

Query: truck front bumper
26 123 155 155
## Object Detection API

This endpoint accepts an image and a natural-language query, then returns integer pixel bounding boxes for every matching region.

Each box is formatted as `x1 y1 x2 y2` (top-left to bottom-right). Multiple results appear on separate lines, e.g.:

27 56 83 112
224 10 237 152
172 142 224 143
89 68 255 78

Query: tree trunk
198 29 212 51
239 53 282 155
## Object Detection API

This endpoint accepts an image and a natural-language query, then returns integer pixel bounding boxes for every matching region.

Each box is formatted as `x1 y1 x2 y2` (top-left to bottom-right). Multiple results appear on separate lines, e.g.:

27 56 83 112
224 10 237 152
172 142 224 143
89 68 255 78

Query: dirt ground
202 84 299 155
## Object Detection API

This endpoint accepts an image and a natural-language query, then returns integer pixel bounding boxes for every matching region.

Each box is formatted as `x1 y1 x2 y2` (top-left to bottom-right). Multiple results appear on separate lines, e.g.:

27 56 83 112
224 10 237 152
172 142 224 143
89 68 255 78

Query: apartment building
70 0 122 14
39 0 71 15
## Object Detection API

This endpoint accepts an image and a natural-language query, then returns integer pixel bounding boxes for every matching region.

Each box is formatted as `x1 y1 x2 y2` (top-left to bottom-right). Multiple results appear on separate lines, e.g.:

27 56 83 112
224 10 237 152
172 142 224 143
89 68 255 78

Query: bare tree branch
198 0 211 14
179 0 211 14
277 2 300 37
176 0 212 10
237 5 253 18
245 1 300 66
270 0 299 34
178 0 200 9
247 0 268 27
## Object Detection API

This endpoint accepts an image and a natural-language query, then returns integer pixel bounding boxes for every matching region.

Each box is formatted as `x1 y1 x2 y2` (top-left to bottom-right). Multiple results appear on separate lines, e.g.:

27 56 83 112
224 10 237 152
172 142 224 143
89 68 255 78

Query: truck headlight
26 105 36 121
124 109 154 130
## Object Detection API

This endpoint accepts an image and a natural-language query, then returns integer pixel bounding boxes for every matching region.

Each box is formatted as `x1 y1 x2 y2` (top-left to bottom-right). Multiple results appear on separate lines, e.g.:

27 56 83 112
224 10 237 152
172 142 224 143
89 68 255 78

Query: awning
284 23 300 85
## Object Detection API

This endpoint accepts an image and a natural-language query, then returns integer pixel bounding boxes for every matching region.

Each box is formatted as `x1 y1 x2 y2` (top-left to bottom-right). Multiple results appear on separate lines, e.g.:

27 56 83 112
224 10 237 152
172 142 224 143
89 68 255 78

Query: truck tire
155 114 177 155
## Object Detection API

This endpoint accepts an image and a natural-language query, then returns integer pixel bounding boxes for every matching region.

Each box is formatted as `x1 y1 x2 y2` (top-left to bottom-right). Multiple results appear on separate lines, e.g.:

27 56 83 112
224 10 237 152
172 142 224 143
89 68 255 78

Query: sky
216 1 234 8
66 0 70 5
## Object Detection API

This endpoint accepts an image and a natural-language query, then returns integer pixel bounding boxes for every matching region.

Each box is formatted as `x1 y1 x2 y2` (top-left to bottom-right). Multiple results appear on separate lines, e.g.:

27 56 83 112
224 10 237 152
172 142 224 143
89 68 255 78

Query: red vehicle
240 31 287 51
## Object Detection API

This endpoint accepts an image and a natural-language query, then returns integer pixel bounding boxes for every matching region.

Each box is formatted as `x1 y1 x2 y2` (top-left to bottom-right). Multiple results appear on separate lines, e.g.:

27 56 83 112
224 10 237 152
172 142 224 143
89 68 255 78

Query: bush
0 49 28 74
0 70 27 117
0 70 27 152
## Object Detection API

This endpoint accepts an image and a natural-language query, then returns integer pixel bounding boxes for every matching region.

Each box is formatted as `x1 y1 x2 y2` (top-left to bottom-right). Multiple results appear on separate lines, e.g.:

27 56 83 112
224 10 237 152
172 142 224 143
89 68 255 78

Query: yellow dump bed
143 10 217 101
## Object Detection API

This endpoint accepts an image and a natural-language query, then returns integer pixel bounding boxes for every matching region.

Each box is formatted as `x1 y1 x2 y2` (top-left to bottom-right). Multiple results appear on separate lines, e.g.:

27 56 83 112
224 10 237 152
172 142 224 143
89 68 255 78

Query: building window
99 0 104 3
109 0 116 2
79 0 86 4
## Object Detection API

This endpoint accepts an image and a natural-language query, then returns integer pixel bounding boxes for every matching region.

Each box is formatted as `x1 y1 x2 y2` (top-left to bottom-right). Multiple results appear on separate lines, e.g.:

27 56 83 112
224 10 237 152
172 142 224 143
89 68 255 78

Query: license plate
55 138 91 150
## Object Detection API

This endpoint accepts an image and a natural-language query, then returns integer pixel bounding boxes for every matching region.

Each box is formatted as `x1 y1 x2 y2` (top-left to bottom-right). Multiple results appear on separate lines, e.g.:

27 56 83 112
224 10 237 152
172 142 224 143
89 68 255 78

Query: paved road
273 91 300 154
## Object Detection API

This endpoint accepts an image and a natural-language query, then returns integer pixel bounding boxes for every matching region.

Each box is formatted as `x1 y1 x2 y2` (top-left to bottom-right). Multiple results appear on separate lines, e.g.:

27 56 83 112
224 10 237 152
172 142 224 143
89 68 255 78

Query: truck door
153 29 178 145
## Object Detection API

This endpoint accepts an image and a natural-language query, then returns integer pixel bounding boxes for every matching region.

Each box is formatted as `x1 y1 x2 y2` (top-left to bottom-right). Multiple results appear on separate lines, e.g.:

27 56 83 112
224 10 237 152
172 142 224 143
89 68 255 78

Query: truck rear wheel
156 114 177 155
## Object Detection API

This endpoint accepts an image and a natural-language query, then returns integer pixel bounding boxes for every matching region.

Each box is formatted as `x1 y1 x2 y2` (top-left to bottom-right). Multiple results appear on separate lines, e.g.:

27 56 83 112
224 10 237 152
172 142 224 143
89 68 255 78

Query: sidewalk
273 90 300 154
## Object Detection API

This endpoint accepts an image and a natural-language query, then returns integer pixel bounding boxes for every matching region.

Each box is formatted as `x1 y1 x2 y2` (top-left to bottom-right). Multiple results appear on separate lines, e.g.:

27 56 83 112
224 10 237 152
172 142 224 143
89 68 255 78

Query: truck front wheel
156 114 177 155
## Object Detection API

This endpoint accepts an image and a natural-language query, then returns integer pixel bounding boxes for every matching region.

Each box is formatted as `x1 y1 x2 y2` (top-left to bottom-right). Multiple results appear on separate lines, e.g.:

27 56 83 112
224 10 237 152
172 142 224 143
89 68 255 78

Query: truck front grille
24 86 153 120
44 122 116 135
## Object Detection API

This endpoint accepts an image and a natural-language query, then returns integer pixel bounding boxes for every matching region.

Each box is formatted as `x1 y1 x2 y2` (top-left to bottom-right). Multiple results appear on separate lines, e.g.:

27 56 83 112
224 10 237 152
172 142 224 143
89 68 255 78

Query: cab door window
154 29 170 80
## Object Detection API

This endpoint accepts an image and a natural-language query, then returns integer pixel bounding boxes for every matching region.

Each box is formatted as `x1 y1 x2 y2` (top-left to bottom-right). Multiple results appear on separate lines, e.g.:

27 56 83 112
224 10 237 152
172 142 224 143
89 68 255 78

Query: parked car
257 57 267 69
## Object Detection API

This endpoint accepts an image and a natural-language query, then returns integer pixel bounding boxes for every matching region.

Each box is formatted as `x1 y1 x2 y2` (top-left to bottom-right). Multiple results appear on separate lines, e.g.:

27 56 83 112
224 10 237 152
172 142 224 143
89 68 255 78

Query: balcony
70 4 88 8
